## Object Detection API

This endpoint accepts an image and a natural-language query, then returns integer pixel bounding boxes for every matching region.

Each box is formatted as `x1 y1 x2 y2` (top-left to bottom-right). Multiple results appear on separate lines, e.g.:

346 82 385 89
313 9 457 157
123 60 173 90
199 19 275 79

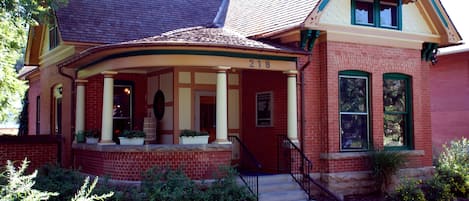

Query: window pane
355 1 374 25
383 79 406 112
380 4 397 27
341 114 368 149
340 76 367 112
384 114 406 146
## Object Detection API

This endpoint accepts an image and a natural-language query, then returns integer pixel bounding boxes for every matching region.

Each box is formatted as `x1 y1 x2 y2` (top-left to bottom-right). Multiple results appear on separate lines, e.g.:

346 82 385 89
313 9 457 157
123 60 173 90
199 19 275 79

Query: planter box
86 137 99 144
179 136 209 144
118 137 144 145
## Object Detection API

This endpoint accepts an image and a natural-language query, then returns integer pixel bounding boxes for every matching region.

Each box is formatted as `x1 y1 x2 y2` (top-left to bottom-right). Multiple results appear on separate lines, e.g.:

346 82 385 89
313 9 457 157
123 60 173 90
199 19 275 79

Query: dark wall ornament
153 90 165 120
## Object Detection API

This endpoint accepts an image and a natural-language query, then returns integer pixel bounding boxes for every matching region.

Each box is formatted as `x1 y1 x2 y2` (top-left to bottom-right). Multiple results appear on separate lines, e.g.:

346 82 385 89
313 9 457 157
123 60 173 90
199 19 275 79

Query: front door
195 92 216 142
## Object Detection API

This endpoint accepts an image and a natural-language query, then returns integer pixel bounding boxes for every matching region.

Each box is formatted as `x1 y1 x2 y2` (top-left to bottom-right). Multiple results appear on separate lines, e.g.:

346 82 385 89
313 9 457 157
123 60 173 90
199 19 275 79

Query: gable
303 0 461 48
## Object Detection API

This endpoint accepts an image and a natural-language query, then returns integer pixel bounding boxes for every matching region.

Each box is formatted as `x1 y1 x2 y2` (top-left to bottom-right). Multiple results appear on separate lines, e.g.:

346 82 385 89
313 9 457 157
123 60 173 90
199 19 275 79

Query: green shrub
142 166 200 201
141 166 255 201
0 159 59 201
34 163 85 201
437 137 469 198
204 167 256 201
421 176 454 201
370 150 407 194
0 158 113 201
120 130 145 138
386 180 426 201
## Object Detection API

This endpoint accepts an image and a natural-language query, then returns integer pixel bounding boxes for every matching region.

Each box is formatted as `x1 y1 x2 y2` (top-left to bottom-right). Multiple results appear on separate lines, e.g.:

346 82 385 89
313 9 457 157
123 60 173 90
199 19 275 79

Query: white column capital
214 66 231 72
101 71 118 77
284 70 298 76
75 79 88 85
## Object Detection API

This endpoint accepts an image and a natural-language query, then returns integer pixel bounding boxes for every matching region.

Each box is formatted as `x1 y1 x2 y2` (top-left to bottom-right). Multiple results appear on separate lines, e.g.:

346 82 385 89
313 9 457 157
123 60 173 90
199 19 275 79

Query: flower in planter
84 129 100 138
120 130 146 138
180 129 209 137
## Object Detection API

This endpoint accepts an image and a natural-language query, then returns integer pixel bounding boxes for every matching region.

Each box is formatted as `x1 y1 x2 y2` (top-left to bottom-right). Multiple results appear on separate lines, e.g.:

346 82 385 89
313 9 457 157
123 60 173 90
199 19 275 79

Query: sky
439 0 469 53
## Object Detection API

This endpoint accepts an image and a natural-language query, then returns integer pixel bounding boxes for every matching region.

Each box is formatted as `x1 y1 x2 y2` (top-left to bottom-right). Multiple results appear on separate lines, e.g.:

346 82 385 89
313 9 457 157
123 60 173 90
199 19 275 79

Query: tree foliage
0 0 66 123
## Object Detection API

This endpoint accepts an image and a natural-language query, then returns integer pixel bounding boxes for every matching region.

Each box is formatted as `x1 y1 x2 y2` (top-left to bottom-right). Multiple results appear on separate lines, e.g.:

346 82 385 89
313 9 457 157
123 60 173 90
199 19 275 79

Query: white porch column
100 71 117 145
74 80 88 143
285 70 299 143
214 66 231 144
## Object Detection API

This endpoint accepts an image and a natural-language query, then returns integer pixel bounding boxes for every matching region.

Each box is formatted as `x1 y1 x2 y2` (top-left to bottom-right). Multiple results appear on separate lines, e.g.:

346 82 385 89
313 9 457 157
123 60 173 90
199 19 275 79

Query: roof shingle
56 0 223 44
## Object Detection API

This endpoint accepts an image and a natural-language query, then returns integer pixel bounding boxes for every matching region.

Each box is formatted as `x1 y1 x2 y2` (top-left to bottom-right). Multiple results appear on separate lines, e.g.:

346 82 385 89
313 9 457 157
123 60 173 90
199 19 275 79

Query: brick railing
0 135 60 171
73 143 232 181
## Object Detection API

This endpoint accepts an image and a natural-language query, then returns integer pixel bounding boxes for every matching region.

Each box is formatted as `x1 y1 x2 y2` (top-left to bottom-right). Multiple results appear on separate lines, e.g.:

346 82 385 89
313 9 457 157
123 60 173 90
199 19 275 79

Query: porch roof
59 27 308 69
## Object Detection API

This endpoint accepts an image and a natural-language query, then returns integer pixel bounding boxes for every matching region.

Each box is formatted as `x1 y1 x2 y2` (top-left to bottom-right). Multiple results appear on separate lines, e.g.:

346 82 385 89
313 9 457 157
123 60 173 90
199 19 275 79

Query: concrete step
259 189 309 201
256 174 311 201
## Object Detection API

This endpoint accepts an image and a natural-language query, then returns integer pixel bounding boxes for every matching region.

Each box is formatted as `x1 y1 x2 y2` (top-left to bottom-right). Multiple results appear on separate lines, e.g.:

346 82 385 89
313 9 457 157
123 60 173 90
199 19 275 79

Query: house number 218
248 59 271 69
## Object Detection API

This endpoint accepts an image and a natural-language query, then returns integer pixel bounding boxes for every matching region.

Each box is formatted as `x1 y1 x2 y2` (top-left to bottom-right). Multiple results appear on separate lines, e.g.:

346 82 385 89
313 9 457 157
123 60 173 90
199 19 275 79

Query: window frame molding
351 0 402 30
338 70 372 152
383 73 413 150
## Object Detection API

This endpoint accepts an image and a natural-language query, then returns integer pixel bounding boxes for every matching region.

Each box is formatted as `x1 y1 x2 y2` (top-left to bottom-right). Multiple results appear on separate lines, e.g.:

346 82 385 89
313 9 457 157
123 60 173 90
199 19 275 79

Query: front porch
65 29 307 180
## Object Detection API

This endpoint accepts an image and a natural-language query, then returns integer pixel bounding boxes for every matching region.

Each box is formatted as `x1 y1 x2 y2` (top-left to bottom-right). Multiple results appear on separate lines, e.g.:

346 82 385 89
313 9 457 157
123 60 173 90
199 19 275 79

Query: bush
141 166 255 201
204 167 256 201
437 137 469 198
386 180 426 201
34 163 86 201
120 130 145 138
370 150 407 194
421 176 454 201
0 158 113 201
142 166 200 201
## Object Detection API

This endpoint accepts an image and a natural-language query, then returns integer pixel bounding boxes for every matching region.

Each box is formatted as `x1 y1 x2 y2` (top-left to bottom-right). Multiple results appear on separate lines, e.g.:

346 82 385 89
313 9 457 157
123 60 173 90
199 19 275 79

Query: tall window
339 71 370 151
352 0 401 29
49 23 60 50
36 96 40 135
113 81 133 135
383 73 412 149
52 85 62 135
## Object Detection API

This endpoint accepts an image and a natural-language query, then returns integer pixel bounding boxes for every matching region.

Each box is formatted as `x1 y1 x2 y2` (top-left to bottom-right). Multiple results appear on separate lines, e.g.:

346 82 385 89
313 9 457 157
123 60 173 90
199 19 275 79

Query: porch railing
228 135 261 200
277 135 342 201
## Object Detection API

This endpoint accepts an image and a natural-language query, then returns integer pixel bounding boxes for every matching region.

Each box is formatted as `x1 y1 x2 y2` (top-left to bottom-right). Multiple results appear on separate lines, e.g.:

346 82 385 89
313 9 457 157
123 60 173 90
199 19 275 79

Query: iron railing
277 135 342 201
228 135 261 200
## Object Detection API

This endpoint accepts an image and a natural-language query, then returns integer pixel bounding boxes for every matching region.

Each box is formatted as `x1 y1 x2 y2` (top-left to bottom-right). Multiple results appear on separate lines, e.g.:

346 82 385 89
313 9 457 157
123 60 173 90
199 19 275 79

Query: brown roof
55 0 223 44
125 26 305 53
225 0 320 37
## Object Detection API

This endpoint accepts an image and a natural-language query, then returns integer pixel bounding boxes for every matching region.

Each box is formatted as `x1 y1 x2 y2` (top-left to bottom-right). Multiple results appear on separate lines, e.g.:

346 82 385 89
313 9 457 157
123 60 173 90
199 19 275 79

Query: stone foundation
319 166 435 198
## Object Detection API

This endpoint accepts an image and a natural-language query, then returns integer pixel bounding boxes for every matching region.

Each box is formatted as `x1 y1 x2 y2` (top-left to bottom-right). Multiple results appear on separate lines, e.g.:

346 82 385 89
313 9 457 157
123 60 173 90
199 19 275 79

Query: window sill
320 150 425 160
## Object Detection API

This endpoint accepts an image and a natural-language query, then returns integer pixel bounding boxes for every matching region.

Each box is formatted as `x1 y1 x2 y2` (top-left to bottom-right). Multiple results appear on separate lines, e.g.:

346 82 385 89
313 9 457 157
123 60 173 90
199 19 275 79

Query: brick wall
241 70 287 173
73 145 232 181
302 41 433 173
430 51 469 155
0 136 59 171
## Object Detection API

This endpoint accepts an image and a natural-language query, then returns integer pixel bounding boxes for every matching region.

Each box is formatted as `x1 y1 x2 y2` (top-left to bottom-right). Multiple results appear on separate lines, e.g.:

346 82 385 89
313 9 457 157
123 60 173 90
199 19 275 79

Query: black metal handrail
228 135 261 200
277 135 342 201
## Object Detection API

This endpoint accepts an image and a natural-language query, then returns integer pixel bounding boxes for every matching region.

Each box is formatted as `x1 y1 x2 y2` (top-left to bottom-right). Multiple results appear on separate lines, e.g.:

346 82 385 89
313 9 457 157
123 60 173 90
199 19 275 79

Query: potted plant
84 129 99 144
119 130 145 145
179 129 209 144
75 131 85 143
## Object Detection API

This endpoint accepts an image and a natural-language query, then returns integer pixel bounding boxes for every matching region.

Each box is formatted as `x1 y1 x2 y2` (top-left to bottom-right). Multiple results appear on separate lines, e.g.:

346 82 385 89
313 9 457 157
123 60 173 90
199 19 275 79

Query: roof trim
60 42 308 69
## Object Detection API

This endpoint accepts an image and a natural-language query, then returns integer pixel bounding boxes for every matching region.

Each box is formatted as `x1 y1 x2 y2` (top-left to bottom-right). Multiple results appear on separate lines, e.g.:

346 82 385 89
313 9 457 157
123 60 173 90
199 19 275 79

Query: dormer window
352 0 401 30
49 23 60 50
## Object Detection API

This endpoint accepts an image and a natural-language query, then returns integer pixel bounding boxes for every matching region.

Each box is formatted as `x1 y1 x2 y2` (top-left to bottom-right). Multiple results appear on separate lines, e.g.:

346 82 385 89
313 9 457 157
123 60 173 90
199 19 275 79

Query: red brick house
21 0 461 198
431 47 469 156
